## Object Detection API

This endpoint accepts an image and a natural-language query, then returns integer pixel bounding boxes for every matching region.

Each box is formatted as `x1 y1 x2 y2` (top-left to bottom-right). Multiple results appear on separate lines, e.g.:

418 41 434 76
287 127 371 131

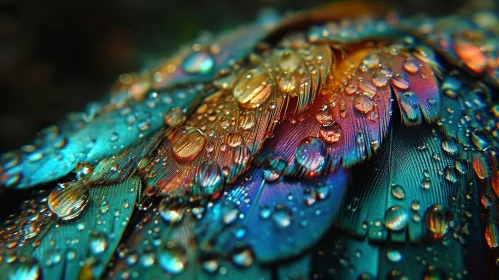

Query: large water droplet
181 50 215 75
354 95 375 114
171 126 205 162
402 59 419 74
262 156 287 182
159 242 188 274
159 197 185 224
295 137 326 172
233 69 272 108
385 205 408 231
424 204 455 240
372 72 389 87
48 182 89 221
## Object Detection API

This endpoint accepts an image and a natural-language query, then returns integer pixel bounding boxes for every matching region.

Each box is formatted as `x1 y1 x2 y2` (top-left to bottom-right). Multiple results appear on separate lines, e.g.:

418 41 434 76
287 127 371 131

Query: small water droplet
239 111 256 130
441 136 459 157
272 204 292 229
164 108 186 127
421 178 432 190
391 74 410 89
232 247 254 267
319 122 342 144
386 249 402 262
372 72 389 87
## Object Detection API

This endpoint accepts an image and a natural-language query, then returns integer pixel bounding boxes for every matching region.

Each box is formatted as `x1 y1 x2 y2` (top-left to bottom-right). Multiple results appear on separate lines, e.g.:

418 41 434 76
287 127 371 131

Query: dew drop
232 247 254 267
402 59 419 74
386 249 402 262
181 50 215 75
48 182 89 221
385 205 408 231
195 161 223 196
319 122 342 144
159 242 188 274
391 184 405 199
421 177 432 190
239 111 256 130
372 72 388 87
159 197 184 224
234 69 272 108
295 137 326 172
354 95 375 114
272 204 292 229
441 136 459 157
424 204 455 240
262 156 287 182
171 126 205 162
391 74 410 89
7 260 41 280
227 132 243 148
485 222 499 248
234 145 250 165
89 231 108 255
164 108 186 127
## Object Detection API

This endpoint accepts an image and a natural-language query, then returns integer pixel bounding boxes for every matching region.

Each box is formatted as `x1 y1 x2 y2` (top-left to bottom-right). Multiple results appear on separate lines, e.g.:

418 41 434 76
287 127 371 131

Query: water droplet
171 126 205 162
386 249 402 262
441 136 459 157
164 108 186 127
195 161 223 196
259 205 272 219
472 154 489 179
363 53 380 68
239 111 256 130
385 205 408 231
262 156 287 182
421 178 432 190
159 197 184 224
295 137 326 172
485 222 499 248
279 50 301 73
89 231 108 255
272 204 292 229
319 122 342 144
391 74 410 89
181 50 215 75
7 260 41 280
227 132 243 148
372 72 388 87
232 247 254 267
159 242 188 274
234 69 272 108
402 59 419 74
234 145 250 165
424 204 455 240
200 256 219 274
354 95 375 114
391 184 405 199
444 166 458 183
48 182 89 221
345 82 358 94
471 129 491 151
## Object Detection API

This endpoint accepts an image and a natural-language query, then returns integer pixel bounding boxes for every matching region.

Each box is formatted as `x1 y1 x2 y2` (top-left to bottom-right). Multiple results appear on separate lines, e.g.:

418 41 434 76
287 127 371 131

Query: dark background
0 0 495 152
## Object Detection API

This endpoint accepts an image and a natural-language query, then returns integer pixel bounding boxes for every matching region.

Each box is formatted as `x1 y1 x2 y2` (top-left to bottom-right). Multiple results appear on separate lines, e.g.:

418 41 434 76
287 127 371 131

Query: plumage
1 2 499 279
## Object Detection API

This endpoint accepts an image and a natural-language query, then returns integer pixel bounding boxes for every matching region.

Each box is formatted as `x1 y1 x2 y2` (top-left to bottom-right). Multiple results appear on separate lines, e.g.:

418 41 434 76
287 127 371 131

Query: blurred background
0 0 496 152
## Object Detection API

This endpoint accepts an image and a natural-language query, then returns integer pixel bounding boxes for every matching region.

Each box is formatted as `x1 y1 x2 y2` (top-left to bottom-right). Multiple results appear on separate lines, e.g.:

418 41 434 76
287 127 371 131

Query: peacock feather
1 1 499 279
